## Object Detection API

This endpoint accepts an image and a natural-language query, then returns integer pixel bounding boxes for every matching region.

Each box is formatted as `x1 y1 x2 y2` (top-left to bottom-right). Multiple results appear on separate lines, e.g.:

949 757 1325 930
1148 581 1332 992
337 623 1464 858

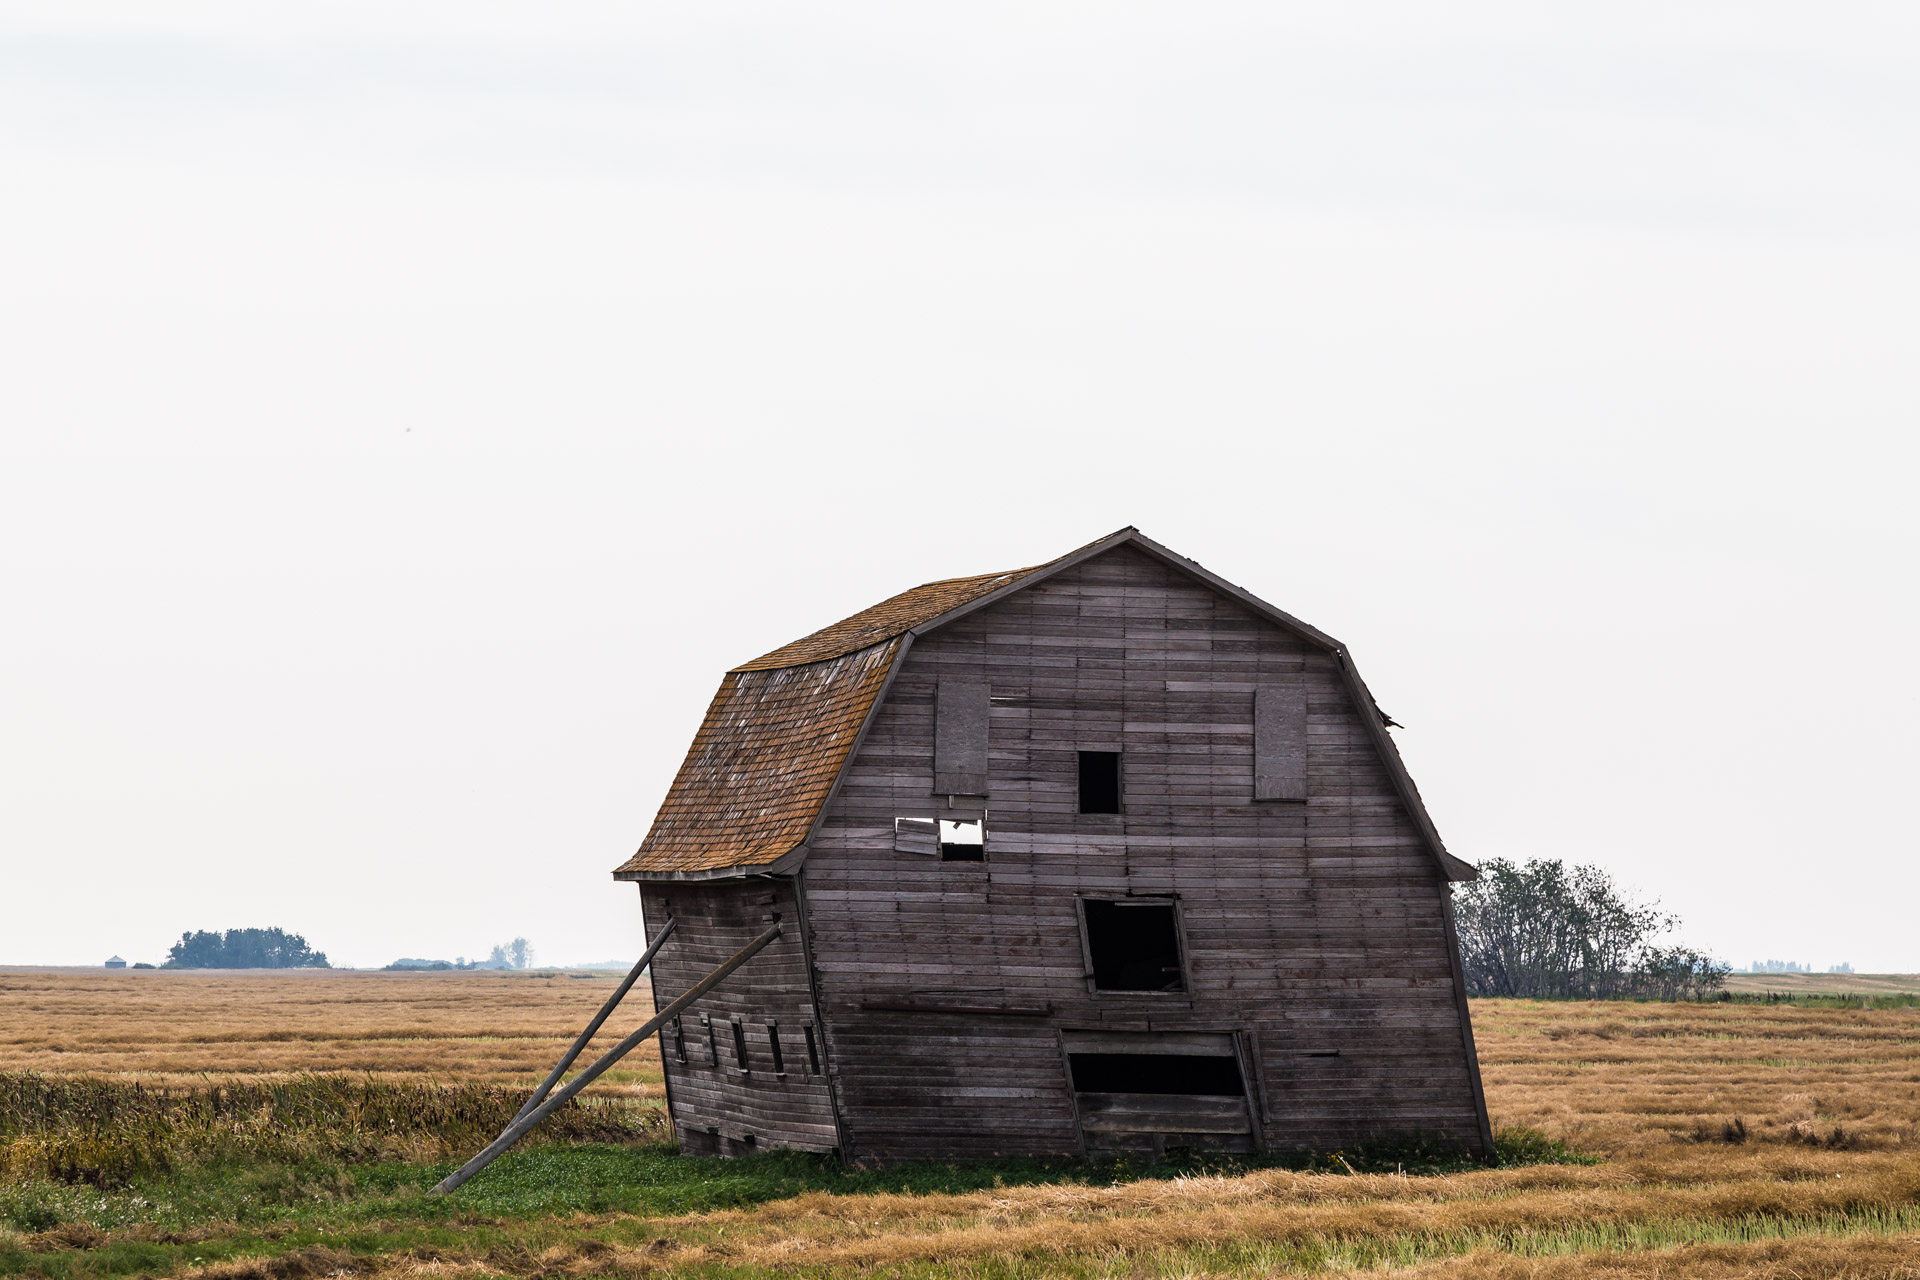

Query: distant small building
104 956 126 969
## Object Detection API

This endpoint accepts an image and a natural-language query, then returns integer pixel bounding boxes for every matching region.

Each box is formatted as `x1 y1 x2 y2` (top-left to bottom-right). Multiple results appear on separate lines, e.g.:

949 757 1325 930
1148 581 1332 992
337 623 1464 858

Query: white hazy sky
3 2 1916 971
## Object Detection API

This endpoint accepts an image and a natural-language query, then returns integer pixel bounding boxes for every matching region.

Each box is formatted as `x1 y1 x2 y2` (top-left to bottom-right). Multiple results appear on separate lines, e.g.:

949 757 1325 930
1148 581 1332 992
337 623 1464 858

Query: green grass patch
1717 993 1920 1010
1 1124 1591 1240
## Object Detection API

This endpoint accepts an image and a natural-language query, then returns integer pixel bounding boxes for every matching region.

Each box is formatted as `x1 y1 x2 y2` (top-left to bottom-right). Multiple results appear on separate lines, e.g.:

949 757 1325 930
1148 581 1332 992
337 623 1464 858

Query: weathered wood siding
800 544 1484 1162
639 879 839 1155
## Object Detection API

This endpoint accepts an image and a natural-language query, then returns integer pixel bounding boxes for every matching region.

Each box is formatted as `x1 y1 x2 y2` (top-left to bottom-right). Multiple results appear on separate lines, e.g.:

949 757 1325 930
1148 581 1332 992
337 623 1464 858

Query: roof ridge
729 565 1038 672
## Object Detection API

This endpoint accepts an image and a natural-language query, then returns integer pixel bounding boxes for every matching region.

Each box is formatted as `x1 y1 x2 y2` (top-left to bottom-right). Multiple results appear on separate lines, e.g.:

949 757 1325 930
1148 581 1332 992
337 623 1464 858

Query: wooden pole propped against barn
510 916 678 1126
430 920 783 1195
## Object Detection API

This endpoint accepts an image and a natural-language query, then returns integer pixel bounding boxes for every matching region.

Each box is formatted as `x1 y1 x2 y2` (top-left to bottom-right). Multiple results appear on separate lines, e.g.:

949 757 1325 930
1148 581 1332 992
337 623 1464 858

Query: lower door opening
1063 1030 1257 1156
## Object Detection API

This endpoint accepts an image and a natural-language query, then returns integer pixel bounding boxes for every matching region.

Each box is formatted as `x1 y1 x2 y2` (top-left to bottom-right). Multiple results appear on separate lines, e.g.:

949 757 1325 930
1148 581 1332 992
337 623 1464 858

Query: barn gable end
617 530 1491 1161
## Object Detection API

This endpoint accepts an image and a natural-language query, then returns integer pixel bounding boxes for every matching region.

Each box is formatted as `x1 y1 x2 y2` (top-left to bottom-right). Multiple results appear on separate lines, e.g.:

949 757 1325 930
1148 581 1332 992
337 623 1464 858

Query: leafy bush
1453 859 1728 1000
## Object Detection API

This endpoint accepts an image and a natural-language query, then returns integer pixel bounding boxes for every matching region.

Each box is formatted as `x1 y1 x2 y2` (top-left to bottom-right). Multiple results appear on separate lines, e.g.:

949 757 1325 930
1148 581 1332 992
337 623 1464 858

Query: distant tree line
382 938 534 972
164 928 329 970
1452 859 1727 1000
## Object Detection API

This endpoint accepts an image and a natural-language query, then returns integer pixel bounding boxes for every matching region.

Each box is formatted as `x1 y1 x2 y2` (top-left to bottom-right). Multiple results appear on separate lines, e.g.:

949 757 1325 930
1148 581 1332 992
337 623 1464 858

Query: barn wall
639 879 839 1155
800 543 1485 1162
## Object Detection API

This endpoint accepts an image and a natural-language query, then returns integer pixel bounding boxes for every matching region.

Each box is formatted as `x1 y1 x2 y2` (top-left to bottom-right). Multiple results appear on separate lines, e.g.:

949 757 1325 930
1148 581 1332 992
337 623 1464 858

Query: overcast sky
3 2 1916 971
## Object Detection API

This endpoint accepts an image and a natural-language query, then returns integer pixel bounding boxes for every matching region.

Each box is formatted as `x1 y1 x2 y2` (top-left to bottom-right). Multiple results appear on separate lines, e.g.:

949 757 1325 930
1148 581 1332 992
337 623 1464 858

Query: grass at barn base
5 1142 1918 1279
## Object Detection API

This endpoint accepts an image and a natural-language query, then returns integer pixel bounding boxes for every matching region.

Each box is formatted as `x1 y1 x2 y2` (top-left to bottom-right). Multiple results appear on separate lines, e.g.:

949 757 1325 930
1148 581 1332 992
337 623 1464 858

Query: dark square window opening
1068 1051 1243 1096
938 817 986 862
803 1022 821 1075
767 1021 786 1075
1082 898 1185 992
1079 751 1121 814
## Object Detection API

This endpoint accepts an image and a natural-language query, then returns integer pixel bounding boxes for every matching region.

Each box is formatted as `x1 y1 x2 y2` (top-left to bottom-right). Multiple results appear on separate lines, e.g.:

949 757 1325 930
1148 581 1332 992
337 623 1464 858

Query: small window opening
803 1022 821 1076
1068 1052 1243 1096
730 1014 749 1070
1083 898 1185 991
938 817 985 861
671 1014 688 1064
767 1021 786 1075
702 1013 719 1066
1079 751 1121 814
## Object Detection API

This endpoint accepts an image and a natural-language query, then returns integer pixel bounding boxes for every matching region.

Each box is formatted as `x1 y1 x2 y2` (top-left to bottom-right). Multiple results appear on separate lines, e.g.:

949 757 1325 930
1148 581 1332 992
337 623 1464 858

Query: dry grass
162 1151 1920 1279
7 978 1920 1276
1473 998 1920 1156
0 968 661 1100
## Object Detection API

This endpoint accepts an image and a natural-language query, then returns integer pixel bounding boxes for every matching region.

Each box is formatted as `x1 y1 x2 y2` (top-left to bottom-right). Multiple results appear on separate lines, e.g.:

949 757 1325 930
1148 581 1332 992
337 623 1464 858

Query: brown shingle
613 639 900 877
733 568 1039 672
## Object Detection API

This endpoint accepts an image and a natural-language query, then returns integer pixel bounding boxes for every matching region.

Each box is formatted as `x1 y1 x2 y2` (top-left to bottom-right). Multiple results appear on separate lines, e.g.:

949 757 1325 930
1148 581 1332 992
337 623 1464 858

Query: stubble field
3 968 1919 1278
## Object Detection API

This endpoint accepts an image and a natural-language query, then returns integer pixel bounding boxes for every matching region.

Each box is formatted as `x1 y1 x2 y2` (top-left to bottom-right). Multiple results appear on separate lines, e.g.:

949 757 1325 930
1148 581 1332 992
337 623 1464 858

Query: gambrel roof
613 528 1474 883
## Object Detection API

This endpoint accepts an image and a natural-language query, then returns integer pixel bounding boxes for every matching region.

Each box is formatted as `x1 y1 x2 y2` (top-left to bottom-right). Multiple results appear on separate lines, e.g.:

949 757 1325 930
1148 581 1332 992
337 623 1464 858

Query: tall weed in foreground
0 1072 665 1186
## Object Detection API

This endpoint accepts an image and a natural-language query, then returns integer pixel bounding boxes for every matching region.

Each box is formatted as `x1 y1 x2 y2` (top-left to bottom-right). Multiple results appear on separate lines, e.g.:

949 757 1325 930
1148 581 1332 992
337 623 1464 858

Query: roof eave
612 634 915 884
612 842 811 884
1334 651 1477 882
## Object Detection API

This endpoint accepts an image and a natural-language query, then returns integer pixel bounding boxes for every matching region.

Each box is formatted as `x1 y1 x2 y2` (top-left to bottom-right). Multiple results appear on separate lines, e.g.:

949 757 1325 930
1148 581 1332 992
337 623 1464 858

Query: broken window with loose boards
1062 1030 1258 1156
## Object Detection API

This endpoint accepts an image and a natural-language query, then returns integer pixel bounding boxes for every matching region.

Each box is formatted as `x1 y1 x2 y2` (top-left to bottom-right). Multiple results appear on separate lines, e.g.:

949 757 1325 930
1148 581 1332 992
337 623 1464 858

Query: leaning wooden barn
614 528 1492 1163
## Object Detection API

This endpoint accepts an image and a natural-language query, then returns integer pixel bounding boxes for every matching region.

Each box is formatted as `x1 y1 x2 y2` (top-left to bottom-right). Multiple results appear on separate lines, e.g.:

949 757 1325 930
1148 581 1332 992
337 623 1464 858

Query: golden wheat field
0 968 662 1099
4 969 1920 1278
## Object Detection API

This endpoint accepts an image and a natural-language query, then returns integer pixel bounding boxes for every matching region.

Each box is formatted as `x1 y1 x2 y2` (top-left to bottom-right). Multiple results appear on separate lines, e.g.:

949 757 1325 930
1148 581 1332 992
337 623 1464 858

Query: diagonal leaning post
430 920 783 1195
510 917 678 1125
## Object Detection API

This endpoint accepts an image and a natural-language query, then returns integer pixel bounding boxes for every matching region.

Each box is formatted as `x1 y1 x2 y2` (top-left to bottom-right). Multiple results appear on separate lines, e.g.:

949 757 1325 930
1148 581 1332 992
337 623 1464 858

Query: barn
614 528 1491 1163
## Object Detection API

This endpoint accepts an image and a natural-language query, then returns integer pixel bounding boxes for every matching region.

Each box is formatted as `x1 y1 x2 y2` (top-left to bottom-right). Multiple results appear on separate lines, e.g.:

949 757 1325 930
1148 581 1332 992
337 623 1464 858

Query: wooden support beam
430 920 783 1195
510 916 677 1125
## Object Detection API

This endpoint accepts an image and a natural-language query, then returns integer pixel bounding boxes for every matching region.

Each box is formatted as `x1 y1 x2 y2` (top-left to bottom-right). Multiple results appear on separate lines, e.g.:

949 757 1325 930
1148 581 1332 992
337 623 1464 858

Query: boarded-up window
934 681 989 794
1254 683 1308 801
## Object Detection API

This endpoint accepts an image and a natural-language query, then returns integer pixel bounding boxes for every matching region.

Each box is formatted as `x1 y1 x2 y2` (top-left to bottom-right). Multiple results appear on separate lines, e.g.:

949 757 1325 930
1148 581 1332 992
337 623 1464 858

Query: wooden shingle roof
613 640 901 877
613 556 1061 880
734 568 1042 671
614 529 1473 882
